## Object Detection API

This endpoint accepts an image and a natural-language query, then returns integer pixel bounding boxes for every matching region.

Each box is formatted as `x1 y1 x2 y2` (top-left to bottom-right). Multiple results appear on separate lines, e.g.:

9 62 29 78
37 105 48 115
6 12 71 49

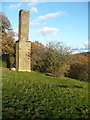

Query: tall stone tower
16 9 31 72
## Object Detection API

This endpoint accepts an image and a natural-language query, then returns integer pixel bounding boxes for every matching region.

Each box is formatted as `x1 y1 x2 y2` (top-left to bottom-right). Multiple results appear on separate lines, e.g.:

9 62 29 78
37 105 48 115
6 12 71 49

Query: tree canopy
0 12 15 55
0 12 11 33
31 41 73 78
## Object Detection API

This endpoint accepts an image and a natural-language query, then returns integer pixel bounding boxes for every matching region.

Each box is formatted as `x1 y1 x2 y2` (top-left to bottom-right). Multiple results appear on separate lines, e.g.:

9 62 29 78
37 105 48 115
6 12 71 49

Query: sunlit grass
2 69 88 119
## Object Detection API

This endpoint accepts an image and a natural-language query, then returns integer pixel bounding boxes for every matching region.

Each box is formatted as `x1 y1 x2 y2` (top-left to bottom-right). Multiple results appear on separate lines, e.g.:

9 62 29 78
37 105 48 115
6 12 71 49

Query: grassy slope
2 69 88 119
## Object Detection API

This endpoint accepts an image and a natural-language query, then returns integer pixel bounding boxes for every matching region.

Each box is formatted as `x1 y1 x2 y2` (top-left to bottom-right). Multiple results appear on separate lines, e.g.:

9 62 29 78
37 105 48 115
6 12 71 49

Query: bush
2 54 10 68
31 41 45 71
2 54 15 68
66 54 88 81
9 54 16 67
32 41 73 78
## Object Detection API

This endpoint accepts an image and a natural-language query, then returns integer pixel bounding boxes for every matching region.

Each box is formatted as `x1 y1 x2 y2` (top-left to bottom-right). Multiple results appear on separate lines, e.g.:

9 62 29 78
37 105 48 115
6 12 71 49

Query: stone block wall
16 9 31 72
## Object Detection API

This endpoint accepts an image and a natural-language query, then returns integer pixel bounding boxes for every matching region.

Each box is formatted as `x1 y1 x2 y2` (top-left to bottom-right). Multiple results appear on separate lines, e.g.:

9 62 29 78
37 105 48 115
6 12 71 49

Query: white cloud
30 21 41 26
73 41 90 54
14 28 18 33
38 11 67 21
7 3 22 9
39 27 59 36
13 28 18 41
31 7 38 13
73 49 88 54
84 41 90 48
29 10 67 27
28 1 38 7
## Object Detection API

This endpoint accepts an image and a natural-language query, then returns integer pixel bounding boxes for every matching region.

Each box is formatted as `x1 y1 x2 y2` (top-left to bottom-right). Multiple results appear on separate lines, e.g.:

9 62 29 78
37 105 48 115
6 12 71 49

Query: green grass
2 69 88 119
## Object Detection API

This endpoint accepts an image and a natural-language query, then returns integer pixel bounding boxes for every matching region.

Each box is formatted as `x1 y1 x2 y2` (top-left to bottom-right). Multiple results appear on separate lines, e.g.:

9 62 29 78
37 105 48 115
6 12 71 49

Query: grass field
2 69 88 119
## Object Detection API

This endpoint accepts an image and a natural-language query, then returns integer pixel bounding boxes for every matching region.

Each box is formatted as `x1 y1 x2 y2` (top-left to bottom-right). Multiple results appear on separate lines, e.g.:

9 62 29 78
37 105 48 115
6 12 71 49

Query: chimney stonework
16 10 31 72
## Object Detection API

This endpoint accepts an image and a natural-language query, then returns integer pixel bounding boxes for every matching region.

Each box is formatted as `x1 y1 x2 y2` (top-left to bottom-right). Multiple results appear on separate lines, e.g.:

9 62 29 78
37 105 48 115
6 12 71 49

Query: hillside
2 69 88 119
75 52 90 58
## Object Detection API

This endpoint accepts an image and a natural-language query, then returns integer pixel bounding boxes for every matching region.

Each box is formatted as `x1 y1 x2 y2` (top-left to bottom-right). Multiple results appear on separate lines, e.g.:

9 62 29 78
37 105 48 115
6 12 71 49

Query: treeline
31 41 88 82
0 12 16 68
1 12 88 82
67 54 88 81
31 41 72 78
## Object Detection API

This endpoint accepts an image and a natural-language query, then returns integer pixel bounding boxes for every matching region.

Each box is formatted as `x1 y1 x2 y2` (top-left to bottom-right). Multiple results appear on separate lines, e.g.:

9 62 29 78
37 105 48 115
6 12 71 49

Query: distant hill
75 52 90 58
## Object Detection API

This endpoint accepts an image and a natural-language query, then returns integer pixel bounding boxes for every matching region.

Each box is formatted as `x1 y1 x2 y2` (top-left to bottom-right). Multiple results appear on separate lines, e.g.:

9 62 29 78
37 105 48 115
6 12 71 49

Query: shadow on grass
55 85 83 88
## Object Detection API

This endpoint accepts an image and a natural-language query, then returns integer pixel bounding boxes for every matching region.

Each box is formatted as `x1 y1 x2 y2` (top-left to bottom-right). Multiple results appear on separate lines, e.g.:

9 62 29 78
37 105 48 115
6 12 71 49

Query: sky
1 1 89 53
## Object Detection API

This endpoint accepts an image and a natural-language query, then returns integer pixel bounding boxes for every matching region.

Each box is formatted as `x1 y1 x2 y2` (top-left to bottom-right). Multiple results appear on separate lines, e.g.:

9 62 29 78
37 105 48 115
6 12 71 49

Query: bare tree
32 41 73 78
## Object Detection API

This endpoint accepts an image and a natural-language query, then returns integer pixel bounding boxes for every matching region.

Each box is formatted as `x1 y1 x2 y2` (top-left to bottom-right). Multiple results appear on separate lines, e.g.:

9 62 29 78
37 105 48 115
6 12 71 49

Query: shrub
31 41 45 71
9 54 16 67
2 54 15 68
66 54 88 81
32 41 73 78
